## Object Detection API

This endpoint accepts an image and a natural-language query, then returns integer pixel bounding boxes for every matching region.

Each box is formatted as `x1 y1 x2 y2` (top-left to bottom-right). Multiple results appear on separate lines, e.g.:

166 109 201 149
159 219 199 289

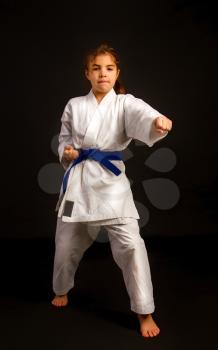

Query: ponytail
114 79 126 94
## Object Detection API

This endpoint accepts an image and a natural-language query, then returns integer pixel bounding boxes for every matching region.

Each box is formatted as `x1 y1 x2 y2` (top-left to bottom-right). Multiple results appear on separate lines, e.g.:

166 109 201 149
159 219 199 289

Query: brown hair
83 43 126 94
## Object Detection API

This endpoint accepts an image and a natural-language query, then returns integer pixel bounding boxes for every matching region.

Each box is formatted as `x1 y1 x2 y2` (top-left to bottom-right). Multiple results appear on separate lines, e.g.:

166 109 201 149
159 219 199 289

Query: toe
153 328 160 336
148 330 154 337
142 330 149 337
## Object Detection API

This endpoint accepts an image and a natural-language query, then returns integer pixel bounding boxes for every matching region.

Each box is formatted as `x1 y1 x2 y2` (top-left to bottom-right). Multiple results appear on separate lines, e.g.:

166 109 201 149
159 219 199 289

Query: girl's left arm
124 94 172 147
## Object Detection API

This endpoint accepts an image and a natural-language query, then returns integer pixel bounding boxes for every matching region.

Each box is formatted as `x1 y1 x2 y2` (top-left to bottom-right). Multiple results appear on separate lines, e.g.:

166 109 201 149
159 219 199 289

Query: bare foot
137 313 160 338
51 294 68 307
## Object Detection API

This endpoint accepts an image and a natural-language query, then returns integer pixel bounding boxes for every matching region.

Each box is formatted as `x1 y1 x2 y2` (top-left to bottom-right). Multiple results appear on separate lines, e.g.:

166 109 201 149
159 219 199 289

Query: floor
0 234 217 350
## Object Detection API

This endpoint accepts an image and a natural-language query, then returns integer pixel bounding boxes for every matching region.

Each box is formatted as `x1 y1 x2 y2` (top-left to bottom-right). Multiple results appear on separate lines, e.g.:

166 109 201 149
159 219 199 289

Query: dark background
0 1 218 349
1 0 218 239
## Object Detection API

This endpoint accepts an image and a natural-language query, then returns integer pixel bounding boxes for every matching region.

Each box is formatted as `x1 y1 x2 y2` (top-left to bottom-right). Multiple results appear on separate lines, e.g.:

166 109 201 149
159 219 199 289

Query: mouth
98 81 109 84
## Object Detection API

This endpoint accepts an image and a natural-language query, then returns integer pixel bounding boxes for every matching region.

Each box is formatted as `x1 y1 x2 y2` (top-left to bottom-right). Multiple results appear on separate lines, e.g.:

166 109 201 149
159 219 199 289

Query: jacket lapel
82 88 116 148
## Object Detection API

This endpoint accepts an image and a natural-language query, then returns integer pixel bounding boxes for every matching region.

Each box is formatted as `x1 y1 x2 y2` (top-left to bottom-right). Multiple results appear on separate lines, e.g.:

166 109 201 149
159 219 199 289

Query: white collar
88 87 116 107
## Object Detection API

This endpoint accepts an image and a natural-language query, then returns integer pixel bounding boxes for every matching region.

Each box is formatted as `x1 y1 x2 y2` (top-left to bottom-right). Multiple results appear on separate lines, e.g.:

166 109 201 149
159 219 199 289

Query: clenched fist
63 145 80 162
153 115 172 134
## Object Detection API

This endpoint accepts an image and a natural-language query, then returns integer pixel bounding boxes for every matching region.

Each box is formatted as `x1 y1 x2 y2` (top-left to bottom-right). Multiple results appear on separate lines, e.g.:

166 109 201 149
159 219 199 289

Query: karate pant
52 217 155 314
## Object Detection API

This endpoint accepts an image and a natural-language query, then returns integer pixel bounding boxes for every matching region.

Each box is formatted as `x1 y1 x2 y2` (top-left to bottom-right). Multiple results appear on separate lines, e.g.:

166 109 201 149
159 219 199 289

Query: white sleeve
124 94 168 147
58 101 73 170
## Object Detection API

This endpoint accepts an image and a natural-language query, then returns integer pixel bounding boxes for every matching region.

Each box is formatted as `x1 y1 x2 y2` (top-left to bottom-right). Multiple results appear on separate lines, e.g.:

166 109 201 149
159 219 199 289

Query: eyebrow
92 64 115 67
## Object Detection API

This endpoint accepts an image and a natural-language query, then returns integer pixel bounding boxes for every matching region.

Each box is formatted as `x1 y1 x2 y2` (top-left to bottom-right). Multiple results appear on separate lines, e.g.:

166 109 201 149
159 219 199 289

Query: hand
63 145 80 161
154 115 172 134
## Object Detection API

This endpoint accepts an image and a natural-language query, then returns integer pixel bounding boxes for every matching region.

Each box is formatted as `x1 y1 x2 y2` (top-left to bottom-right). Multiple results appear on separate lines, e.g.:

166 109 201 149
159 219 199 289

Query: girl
51 43 172 338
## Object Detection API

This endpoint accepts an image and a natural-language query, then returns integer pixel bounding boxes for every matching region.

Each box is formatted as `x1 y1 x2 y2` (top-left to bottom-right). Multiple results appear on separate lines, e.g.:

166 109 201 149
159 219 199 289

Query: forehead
89 53 116 66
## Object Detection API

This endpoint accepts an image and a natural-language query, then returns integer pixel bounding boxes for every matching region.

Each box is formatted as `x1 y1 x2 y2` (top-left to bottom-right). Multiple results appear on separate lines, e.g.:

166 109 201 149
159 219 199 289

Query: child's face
85 54 120 95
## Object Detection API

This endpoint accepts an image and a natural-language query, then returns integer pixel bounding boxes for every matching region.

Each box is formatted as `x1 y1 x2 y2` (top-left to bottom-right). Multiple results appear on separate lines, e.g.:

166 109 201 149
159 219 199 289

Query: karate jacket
56 88 168 222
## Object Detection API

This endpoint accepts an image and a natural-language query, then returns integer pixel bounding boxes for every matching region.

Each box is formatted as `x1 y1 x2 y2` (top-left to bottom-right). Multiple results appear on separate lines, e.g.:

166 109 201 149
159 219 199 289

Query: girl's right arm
58 102 74 170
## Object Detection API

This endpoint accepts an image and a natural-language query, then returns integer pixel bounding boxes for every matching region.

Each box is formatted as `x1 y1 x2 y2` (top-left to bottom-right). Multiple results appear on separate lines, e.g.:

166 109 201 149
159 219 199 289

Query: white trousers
52 217 155 314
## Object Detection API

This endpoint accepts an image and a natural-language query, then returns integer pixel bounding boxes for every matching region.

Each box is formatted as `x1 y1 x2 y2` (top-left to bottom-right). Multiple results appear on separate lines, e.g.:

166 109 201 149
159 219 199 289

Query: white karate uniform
52 88 168 314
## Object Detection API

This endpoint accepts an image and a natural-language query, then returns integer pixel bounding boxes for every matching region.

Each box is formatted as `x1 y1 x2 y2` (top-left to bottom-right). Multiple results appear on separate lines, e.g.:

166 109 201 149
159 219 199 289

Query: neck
95 95 104 104
92 88 112 104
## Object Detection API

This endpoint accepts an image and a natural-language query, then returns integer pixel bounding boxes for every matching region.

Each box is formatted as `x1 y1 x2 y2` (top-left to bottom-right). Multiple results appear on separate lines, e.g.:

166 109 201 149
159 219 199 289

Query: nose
100 69 107 77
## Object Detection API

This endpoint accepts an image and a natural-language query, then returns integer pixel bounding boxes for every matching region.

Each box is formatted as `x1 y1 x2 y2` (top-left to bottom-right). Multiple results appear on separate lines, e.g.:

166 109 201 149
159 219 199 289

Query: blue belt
62 148 123 194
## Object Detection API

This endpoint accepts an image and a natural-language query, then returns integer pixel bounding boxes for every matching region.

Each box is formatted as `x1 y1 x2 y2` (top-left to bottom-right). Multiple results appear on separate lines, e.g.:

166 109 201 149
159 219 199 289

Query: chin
97 87 111 93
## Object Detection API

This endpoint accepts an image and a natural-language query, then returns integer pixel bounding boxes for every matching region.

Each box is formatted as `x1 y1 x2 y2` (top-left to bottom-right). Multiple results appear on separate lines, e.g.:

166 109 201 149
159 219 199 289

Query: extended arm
124 94 172 146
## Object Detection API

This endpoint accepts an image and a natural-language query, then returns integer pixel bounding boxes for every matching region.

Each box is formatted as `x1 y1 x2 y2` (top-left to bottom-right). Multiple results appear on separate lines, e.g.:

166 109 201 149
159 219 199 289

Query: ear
116 69 120 79
85 69 90 80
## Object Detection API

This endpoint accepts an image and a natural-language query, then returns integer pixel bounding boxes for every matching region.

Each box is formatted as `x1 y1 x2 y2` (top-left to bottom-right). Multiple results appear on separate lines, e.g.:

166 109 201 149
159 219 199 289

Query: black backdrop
1 0 218 239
